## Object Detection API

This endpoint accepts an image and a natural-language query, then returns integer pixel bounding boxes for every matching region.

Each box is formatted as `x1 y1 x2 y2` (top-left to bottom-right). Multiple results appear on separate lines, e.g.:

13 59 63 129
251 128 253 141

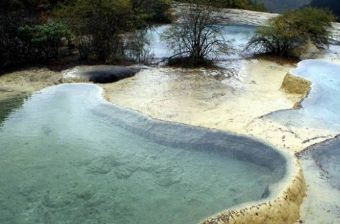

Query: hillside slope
254 0 311 12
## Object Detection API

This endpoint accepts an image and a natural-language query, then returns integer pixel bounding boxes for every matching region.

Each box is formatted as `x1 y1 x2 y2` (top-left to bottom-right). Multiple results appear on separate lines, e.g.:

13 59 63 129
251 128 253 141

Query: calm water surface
267 60 340 131
0 84 286 224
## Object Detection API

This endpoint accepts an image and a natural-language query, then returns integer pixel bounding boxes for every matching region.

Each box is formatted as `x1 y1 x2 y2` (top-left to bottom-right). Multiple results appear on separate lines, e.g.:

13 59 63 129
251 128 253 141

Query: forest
0 0 266 72
0 0 337 72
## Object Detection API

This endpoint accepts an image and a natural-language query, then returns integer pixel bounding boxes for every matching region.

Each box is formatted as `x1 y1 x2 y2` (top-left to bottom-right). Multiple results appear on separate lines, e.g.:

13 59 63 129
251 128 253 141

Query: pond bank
1 83 293 224
98 59 317 223
0 59 335 224
297 135 340 224
101 59 336 154
0 68 62 101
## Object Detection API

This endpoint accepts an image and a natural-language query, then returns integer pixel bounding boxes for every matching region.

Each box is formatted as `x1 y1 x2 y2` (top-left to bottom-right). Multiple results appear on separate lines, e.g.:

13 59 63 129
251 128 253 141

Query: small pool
300 136 340 190
0 84 287 224
267 60 340 131
298 136 340 223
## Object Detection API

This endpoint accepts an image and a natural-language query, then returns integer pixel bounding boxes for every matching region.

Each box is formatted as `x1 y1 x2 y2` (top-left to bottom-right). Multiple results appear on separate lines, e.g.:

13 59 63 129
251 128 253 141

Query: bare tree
124 29 153 64
162 1 229 66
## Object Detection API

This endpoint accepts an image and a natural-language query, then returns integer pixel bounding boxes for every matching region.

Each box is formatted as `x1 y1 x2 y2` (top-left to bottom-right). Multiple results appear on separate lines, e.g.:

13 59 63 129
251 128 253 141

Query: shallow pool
0 84 286 224
267 60 340 131
298 136 340 223
301 136 340 190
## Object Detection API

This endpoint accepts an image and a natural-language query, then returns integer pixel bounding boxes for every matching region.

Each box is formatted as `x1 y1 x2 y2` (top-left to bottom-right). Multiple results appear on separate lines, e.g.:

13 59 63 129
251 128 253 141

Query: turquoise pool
0 84 287 224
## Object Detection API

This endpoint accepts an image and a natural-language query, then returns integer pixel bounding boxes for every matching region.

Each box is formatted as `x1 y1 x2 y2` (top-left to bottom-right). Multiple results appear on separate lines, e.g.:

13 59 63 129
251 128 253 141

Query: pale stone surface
101 60 336 154
0 58 337 224
172 3 278 26
2 5 340 223
298 157 340 224
100 59 337 224
0 68 62 100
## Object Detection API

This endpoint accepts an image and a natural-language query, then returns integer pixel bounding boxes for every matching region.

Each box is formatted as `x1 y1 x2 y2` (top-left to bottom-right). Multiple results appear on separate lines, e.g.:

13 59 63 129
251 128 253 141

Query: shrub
176 0 266 11
131 0 172 24
55 0 172 63
247 7 336 57
18 21 72 60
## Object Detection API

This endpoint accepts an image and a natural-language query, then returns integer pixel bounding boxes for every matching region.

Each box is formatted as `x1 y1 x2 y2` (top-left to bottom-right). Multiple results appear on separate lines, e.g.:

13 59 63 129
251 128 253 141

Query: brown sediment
99 59 332 224
201 163 306 224
281 73 311 96
0 59 334 224
101 59 335 154
0 68 63 100
280 73 311 109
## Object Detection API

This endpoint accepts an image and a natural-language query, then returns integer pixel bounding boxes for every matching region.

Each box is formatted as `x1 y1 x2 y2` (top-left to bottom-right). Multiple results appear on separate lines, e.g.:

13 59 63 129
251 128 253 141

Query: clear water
301 136 340 190
0 94 27 126
267 59 340 131
299 136 340 223
0 84 286 224
147 25 256 61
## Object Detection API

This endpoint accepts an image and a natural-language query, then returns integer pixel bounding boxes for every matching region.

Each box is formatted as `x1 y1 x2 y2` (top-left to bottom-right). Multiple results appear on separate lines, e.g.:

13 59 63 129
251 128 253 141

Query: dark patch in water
85 66 141 83
300 135 340 190
0 93 27 126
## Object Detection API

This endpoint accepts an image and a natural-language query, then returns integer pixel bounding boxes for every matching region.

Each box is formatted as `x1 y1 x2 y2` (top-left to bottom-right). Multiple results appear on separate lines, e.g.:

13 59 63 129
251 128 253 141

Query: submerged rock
281 73 311 95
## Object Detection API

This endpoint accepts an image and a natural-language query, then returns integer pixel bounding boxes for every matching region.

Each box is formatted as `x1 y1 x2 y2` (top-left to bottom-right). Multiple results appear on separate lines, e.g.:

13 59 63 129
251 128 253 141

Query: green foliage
248 7 336 57
255 0 310 13
213 0 265 11
0 0 66 12
0 0 172 70
176 0 266 11
54 0 172 62
18 21 71 54
55 0 134 61
0 0 71 71
131 0 172 24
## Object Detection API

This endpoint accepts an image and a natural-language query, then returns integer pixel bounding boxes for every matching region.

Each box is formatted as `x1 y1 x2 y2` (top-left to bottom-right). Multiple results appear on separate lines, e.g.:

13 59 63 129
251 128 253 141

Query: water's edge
57 83 300 224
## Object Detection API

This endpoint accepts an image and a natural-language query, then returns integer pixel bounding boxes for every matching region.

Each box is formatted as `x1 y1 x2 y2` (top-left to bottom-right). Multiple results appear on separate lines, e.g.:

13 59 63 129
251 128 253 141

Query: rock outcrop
281 73 311 95
281 73 311 109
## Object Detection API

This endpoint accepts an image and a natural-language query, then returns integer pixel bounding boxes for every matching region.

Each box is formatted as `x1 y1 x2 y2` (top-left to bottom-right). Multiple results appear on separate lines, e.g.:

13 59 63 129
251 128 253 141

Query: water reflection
0 93 27 126
146 24 256 62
